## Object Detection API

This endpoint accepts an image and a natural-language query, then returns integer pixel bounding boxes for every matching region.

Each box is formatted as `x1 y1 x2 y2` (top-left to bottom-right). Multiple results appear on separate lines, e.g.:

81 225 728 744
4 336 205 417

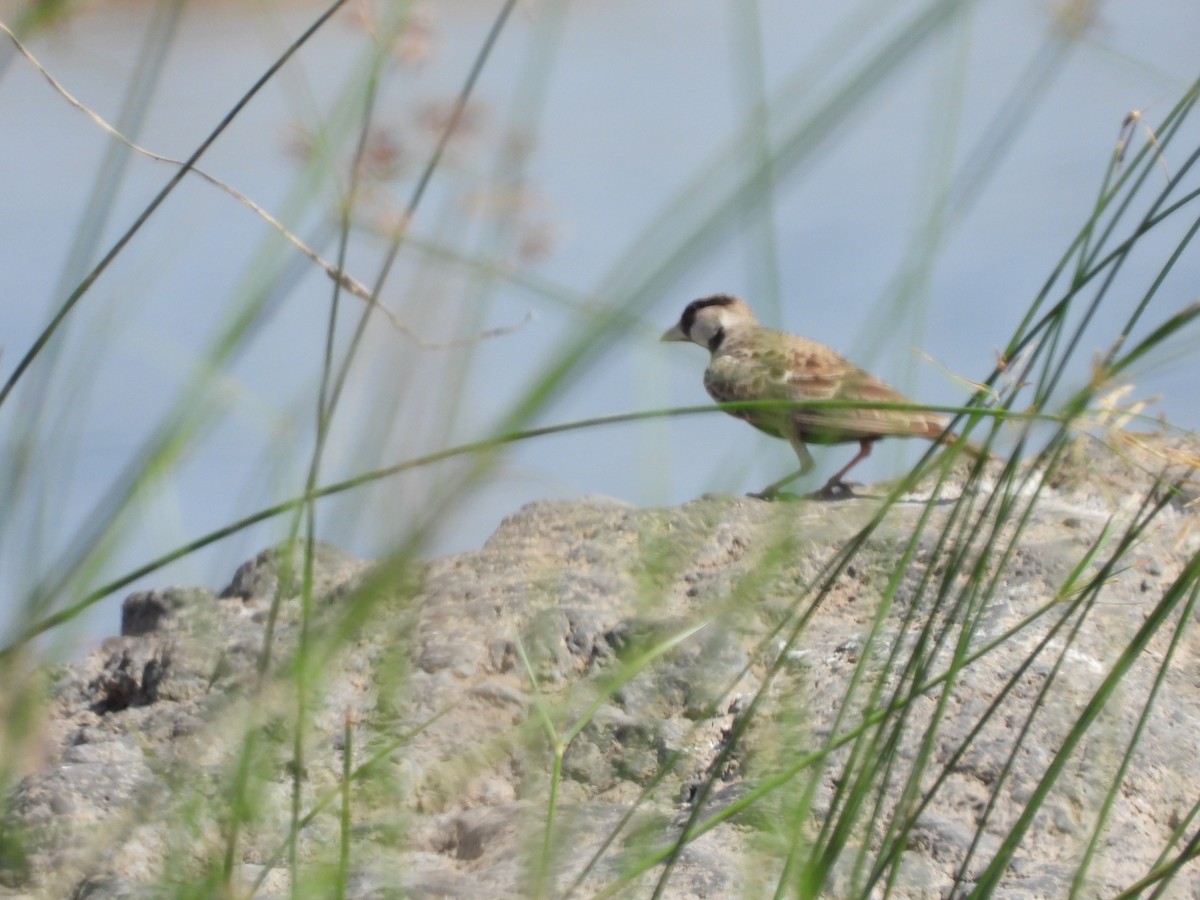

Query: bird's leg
819 439 875 497
751 468 805 500
751 437 814 499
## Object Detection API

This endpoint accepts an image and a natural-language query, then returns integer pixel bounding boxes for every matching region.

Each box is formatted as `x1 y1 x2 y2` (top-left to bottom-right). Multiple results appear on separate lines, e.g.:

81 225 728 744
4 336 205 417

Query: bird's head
660 294 758 353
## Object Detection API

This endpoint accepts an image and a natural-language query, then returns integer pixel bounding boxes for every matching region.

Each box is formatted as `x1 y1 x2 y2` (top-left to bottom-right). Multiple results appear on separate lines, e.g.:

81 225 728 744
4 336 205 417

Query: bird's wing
704 332 948 444
779 340 948 443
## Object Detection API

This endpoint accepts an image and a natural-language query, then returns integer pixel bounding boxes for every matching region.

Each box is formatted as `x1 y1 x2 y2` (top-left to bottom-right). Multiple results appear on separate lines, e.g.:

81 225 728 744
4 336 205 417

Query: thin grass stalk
276 25 389 880
954 578 1104 891
564 525 821 898
1069 580 1200 898
651 544 865 895
253 9 402 676
0 400 1033 657
947 479 1173 891
1074 134 1131 287
1146 779 1200 878
726 0 783 318
850 474 1001 895
262 6 524 709
849 492 996 895
220 728 261 887
1034 143 1200 409
1017 165 1117 403
878 445 1040 772
7 0 356 639
436 0 569 452
594 554 1103 898
322 0 521 429
287 517 317 890
0 0 351 413
865 504 1108 890
1049 179 1200 349
1068 85 1194 291
646 538 871 897
1076 80 1200 282
998 87 1197 368
1075 91 1185 282
248 709 450 895
1106 301 1200 379
650 449 969 897
400 231 593 315
536 617 719 895
284 77 380 900
271 0 509 658
277 96 383 870
559 619 739 897
788 444 998 889
795 471 961 894
539 746 564 900
1144 184 1200 231
636 412 1168 895
864 447 1077 893
1110 822 1200 899
519 615 718 899
1107 209 1200 360
561 748 692 899
562 619 716 749
3 0 186 599
968 490 1200 895
1146 828 1200 899
336 710 352 900
514 639 560 899
843 556 975 896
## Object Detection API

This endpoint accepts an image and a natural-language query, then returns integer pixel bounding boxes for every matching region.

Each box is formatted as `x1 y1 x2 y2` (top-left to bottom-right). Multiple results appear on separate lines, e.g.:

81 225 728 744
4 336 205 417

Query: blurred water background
1 0 1199 653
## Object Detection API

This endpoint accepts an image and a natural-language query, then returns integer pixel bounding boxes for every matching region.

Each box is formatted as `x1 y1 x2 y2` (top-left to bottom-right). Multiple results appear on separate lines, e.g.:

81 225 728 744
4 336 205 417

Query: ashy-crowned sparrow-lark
662 293 976 497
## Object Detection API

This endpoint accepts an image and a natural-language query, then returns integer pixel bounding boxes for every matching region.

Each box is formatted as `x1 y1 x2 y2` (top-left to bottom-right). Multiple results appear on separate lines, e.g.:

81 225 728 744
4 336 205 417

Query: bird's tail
910 415 995 465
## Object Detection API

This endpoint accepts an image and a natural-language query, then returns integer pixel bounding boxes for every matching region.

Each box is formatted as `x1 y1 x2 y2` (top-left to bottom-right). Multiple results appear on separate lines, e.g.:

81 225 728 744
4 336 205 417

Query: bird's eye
681 305 698 336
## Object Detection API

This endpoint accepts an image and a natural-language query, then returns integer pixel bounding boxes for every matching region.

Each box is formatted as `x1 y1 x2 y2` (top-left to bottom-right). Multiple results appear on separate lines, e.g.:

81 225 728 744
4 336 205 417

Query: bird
661 293 976 498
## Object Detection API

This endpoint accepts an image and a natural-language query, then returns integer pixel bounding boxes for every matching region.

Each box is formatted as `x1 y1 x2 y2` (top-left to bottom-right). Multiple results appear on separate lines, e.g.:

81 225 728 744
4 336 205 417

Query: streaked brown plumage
661 294 959 497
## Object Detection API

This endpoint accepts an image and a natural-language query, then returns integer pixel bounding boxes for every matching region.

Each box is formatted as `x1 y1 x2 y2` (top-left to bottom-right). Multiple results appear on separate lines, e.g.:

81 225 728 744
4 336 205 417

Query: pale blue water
1 0 1198 651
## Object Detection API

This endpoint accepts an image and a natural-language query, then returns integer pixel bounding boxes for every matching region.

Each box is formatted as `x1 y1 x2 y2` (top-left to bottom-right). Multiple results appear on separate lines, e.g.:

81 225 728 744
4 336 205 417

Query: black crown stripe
680 294 737 337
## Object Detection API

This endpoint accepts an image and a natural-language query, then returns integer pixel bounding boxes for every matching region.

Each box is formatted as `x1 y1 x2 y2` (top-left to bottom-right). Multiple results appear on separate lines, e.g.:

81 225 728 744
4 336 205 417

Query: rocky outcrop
3 438 1200 898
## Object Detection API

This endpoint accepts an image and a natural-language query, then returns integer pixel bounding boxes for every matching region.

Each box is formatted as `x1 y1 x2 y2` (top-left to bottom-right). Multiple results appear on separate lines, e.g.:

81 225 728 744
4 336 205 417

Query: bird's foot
815 479 858 499
749 480 859 501
747 488 802 502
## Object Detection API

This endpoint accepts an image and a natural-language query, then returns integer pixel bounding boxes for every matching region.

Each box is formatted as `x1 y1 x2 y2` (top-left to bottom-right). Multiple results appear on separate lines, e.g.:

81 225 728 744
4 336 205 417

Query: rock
3 444 1200 897
120 588 209 637
219 540 368 602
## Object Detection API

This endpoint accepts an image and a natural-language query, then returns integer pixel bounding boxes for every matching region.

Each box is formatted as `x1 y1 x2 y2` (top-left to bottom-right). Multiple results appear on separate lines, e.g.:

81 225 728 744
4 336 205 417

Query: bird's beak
660 323 688 343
